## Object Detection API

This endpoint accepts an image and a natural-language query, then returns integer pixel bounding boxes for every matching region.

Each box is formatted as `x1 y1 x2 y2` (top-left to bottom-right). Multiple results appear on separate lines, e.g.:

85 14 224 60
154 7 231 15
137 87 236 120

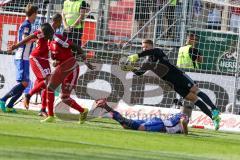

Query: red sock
29 80 46 96
47 90 54 116
63 98 84 113
41 89 47 110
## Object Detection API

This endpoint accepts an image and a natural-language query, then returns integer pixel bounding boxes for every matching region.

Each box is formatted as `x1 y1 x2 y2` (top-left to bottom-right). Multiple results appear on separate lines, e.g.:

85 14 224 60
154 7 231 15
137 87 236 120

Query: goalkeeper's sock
194 99 212 119
29 80 46 96
112 111 140 130
1 83 25 102
197 91 217 110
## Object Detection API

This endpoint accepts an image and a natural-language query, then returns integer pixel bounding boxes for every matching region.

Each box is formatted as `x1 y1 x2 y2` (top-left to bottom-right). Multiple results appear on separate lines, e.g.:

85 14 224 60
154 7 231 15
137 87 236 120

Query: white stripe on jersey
31 57 47 78
53 35 69 48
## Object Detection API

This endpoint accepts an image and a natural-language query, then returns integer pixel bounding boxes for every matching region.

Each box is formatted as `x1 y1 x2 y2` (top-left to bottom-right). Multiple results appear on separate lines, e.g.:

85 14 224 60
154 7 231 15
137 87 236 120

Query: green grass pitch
0 109 239 160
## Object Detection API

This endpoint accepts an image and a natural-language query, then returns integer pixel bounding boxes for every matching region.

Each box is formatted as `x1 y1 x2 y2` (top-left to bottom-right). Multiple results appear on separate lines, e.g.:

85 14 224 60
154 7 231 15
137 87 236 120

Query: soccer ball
119 56 135 71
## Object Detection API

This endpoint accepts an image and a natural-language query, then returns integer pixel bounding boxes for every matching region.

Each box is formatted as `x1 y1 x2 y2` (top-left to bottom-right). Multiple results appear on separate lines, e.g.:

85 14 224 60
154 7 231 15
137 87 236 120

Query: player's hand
7 45 17 54
85 62 95 70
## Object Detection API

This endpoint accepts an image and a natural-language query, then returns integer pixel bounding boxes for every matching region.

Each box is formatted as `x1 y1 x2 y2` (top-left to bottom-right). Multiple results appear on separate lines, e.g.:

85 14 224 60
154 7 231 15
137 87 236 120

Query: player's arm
128 48 157 63
180 117 189 135
70 43 95 70
132 62 149 76
62 11 68 29
193 48 203 63
8 34 37 52
71 1 87 28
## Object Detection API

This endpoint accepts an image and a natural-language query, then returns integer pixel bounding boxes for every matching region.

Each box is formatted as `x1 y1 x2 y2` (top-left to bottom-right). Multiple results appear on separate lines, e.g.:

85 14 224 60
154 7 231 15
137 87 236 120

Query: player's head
25 3 38 22
142 39 154 51
41 23 54 40
186 33 198 46
180 105 193 118
52 13 62 29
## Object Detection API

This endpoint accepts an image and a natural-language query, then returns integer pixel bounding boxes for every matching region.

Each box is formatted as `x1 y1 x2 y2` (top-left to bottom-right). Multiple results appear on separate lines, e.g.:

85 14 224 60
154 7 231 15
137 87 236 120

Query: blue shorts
135 117 165 132
14 59 30 82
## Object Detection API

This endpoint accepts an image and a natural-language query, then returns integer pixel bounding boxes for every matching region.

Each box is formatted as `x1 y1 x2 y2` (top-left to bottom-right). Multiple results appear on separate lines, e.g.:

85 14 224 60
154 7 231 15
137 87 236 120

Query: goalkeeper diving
120 39 221 130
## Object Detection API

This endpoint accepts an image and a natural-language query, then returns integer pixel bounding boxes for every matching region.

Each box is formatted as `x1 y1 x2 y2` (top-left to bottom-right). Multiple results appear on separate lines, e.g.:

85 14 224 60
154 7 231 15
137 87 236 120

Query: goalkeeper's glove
128 54 139 63
121 64 135 71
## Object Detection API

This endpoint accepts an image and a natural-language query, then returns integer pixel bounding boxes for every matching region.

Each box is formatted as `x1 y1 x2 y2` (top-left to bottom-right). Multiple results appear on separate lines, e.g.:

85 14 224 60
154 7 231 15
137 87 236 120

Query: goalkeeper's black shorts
163 73 195 98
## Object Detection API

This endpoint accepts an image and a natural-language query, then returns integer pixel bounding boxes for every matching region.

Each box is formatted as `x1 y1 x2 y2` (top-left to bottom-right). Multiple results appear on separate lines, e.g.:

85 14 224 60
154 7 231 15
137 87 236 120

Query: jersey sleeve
133 60 149 76
53 34 71 48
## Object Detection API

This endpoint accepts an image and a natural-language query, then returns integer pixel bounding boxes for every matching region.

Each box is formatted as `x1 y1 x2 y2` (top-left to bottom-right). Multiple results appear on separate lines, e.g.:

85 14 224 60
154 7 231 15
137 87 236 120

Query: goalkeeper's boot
6 107 17 113
38 108 48 117
0 100 6 112
40 116 55 123
212 109 221 130
23 93 31 110
79 108 89 124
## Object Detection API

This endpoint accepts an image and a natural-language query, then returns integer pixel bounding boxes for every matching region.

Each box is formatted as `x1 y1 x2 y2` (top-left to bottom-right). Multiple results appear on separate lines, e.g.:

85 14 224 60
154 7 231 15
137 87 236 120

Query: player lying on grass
94 98 191 135
41 33 95 123
8 14 62 117
122 39 221 130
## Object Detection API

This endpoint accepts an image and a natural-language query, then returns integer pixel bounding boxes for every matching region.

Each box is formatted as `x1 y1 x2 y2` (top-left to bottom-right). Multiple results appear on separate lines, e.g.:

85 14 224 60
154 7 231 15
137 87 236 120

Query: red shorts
61 66 79 97
49 57 79 96
30 57 51 80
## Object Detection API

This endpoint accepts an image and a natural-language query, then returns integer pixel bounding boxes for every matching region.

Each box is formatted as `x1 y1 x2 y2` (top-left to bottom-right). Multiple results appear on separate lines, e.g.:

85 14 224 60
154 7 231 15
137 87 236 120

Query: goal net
0 0 240 116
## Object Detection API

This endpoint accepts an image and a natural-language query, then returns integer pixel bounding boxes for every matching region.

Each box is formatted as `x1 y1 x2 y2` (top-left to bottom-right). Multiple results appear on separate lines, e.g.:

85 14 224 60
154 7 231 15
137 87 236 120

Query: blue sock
6 92 23 108
1 83 25 102
194 99 212 119
112 111 140 130
197 91 217 110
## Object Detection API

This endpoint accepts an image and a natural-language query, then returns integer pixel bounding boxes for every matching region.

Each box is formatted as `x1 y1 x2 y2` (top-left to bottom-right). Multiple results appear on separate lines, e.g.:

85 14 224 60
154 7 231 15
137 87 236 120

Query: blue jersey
15 19 34 60
135 113 188 133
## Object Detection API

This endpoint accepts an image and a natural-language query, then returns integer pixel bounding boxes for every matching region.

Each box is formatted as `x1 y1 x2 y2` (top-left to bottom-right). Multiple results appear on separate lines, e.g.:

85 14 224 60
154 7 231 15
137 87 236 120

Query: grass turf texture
0 109 239 160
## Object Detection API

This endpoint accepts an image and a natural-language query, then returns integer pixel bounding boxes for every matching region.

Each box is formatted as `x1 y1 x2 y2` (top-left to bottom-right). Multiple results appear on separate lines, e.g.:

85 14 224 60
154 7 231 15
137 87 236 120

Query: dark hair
52 13 62 22
142 39 153 46
188 33 199 41
25 4 38 17
41 23 54 40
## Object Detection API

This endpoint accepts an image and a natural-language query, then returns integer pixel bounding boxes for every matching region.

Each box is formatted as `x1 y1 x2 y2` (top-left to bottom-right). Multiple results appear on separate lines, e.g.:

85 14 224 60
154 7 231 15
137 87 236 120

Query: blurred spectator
166 0 177 38
230 1 240 33
206 2 223 30
177 33 202 69
62 0 87 46
85 3 95 20
135 0 152 38
153 0 177 39
193 0 202 18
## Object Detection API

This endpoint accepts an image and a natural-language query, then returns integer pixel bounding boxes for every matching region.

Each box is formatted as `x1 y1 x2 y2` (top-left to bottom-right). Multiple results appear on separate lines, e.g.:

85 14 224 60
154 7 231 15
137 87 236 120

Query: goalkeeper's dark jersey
134 48 183 80
133 48 195 98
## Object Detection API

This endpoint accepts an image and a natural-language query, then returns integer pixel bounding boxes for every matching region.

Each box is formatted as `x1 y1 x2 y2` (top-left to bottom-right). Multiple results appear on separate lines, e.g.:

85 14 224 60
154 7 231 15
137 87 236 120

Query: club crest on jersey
24 27 29 33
